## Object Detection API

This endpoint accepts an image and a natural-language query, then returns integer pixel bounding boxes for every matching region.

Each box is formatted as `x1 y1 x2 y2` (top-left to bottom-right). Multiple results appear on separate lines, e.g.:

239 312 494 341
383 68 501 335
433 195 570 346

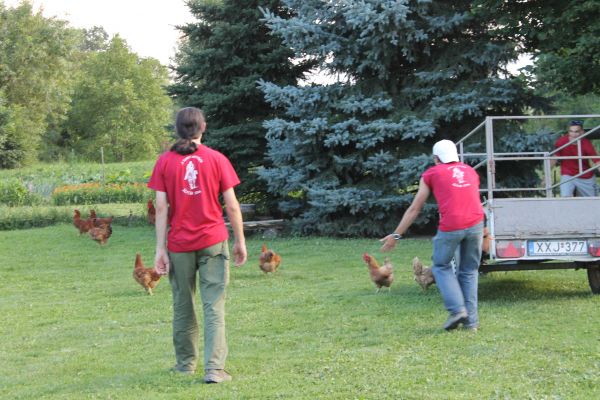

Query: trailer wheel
587 265 600 294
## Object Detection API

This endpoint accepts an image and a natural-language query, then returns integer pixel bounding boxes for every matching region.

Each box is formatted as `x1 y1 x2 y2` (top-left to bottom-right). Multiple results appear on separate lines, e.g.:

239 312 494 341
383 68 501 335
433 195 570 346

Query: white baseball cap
433 139 459 163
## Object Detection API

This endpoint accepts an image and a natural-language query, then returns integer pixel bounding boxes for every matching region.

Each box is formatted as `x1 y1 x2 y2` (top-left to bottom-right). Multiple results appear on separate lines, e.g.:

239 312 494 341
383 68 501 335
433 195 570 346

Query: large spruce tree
259 0 535 236
170 0 313 198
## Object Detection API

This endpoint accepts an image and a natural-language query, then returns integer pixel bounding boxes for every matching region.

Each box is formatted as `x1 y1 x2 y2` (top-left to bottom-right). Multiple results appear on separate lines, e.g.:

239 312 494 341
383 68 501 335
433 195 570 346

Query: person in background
380 140 484 331
550 120 600 197
148 107 247 384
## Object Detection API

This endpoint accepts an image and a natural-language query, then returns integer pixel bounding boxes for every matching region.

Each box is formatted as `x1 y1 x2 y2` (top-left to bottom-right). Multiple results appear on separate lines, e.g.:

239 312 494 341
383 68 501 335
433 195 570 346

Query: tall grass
0 225 598 399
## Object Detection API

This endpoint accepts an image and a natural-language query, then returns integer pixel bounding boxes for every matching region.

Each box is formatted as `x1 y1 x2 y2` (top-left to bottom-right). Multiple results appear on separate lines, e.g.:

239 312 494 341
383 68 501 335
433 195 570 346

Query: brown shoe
203 369 232 384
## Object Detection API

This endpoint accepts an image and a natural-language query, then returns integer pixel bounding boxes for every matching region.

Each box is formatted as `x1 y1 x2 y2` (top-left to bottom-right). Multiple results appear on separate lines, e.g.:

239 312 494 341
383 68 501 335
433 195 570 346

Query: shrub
52 183 152 205
0 178 41 206
0 203 149 231
0 205 72 230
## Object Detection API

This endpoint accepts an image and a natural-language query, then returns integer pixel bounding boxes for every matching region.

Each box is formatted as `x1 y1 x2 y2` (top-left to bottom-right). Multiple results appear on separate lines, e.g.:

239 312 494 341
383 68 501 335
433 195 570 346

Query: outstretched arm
380 178 431 252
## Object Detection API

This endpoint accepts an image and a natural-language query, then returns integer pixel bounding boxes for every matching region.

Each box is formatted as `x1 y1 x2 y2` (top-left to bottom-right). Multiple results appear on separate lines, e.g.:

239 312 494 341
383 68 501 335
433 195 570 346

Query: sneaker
443 311 468 331
203 369 232 384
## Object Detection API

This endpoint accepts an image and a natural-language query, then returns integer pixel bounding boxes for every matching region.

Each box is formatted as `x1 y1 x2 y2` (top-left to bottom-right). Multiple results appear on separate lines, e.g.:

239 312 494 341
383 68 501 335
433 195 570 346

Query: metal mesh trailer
457 115 600 294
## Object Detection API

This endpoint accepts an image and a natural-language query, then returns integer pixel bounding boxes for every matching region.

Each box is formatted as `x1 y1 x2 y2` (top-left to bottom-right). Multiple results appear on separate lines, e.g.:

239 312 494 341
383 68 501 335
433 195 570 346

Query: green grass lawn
1 225 598 399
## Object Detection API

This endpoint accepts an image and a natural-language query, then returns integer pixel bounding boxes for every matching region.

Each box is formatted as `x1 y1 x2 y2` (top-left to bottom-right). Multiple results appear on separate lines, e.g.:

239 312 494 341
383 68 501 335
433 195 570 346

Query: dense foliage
0 3 173 168
0 1 79 167
474 0 600 96
258 0 536 236
170 0 313 197
0 178 40 206
63 37 172 162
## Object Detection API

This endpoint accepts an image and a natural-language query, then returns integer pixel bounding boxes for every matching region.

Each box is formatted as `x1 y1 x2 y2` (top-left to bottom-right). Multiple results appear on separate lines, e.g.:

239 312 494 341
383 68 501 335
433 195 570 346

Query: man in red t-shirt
381 140 484 331
148 107 247 384
551 120 600 197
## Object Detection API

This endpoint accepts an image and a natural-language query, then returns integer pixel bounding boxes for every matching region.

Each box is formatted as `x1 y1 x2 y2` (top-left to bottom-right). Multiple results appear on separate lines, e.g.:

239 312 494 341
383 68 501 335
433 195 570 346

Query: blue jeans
559 175 598 197
431 222 483 328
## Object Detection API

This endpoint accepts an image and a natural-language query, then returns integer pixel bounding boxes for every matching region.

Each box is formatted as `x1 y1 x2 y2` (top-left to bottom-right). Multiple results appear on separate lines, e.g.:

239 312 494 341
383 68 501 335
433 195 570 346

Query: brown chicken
89 210 114 227
363 253 394 293
412 256 435 291
133 253 161 295
88 221 112 245
147 199 156 225
259 244 281 273
73 209 93 234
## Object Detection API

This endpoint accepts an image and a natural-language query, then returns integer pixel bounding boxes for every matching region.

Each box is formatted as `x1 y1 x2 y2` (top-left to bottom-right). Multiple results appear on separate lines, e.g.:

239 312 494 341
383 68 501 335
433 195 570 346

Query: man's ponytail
171 107 205 155
170 138 198 155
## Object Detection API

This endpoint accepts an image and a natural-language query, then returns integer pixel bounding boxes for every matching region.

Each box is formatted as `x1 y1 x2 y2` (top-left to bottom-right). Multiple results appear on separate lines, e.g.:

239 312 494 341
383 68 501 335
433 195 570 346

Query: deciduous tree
474 0 600 96
64 36 173 162
0 1 79 167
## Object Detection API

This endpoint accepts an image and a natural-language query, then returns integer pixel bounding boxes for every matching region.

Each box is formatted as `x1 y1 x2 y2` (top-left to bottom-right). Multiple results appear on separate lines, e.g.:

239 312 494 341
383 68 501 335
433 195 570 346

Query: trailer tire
587 266 600 295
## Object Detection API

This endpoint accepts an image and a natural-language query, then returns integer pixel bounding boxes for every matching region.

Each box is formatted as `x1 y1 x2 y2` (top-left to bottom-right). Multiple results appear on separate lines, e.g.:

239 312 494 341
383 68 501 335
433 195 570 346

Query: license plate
528 240 588 256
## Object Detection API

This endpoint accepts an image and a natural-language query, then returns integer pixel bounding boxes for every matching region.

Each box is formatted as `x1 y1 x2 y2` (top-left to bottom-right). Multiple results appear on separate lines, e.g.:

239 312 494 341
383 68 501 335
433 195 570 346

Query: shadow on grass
479 276 591 302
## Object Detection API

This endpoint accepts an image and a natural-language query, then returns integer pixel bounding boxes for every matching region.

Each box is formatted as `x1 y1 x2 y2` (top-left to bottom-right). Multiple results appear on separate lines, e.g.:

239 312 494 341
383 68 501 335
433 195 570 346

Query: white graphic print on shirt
450 166 470 188
181 155 203 195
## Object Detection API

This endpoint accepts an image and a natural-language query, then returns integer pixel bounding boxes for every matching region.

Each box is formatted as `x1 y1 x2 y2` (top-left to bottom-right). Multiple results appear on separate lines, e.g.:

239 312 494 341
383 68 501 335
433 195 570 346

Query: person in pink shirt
381 140 484 331
148 107 247 383
550 120 599 197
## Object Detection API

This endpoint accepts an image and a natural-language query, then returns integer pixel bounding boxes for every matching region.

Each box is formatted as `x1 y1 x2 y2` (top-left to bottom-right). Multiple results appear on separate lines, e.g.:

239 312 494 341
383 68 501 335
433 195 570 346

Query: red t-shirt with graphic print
148 145 240 252
422 162 484 232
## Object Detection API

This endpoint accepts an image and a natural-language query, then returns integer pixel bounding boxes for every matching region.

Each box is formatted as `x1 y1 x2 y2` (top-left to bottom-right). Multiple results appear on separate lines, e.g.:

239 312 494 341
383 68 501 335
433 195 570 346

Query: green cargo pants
168 241 230 373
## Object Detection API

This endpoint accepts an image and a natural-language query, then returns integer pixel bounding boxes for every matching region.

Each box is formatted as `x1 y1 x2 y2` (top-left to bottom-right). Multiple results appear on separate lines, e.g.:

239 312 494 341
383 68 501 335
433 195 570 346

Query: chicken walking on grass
259 244 281 273
363 253 394 293
412 256 435 291
88 221 112 245
89 210 113 227
133 253 161 295
73 209 94 234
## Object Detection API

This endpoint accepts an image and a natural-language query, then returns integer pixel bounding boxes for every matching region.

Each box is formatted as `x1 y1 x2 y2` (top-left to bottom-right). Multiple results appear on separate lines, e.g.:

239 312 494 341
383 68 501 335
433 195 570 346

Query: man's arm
223 187 247 266
380 178 431 252
549 137 563 168
154 191 170 275
584 139 600 164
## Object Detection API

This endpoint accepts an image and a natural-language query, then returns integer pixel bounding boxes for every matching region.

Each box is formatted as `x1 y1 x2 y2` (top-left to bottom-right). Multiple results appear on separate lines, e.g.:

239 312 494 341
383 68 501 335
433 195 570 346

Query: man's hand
232 241 247 267
379 235 397 252
154 249 170 275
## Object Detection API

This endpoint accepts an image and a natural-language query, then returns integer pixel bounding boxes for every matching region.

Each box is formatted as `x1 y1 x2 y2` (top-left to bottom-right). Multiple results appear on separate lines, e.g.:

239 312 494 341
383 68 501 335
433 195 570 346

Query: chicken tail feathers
135 253 143 269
